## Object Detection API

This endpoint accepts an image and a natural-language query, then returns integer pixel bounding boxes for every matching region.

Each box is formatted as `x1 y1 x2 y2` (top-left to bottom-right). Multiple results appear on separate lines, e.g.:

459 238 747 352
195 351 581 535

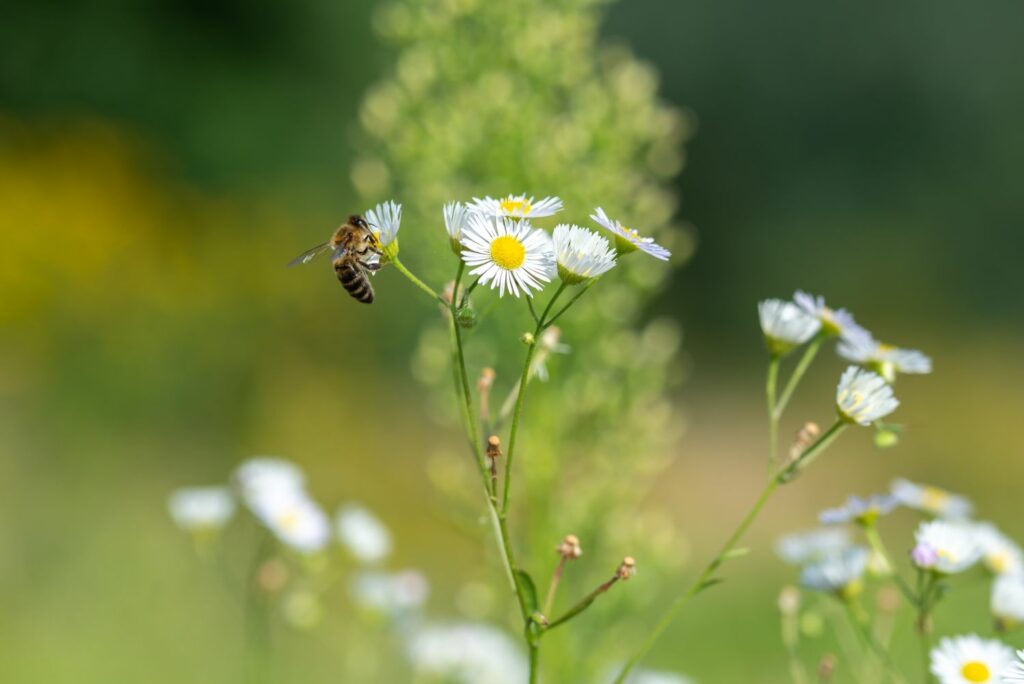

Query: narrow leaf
516 569 539 613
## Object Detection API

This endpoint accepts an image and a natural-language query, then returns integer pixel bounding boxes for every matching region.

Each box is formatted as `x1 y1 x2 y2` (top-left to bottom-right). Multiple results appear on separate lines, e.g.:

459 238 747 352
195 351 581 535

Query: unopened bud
457 306 477 329
486 435 502 460
521 332 536 345
789 421 821 462
556 534 583 560
778 586 800 617
616 556 637 580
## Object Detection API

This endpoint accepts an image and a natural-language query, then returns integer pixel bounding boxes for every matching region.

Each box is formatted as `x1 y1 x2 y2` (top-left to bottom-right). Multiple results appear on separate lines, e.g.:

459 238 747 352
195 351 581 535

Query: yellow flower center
961 661 990 682
500 197 532 215
279 511 299 532
921 487 949 511
490 235 526 270
877 343 896 353
990 552 1011 573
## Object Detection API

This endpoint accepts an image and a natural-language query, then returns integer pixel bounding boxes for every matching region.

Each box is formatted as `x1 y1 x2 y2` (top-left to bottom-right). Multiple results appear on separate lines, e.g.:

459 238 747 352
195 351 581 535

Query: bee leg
361 260 382 272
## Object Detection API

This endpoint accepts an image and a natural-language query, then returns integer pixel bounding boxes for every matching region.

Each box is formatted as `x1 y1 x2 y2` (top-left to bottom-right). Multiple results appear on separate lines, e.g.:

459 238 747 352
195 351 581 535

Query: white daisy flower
234 457 306 506
929 634 1014 684
408 622 528 684
891 478 974 519
443 201 471 254
819 494 898 527
912 520 981 574
251 488 331 554
601 666 696 684
992 573 1024 626
775 528 852 566
836 366 900 425
350 569 430 613
552 224 617 284
838 334 932 383
758 299 822 356
793 290 872 343
1004 650 1024 682
470 194 563 220
336 503 393 564
590 207 671 261
168 486 236 532
974 523 1024 576
365 200 402 258
799 547 870 597
460 214 555 297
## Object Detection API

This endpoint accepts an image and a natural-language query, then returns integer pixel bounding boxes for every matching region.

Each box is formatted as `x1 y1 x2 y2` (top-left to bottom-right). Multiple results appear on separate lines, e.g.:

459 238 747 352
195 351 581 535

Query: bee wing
287 242 332 267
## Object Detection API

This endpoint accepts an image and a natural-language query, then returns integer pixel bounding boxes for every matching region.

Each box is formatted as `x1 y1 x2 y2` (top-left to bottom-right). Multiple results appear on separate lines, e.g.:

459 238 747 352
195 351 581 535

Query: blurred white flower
775 528 852 566
591 207 671 261
351 569 430 613
891 478 973 519
974 522 1024 576
234 457 305 506
836 366 899 425
551 224 617 284
336 503 393 564
460 214 555 297
365 200 402 254
930 634 1014 684
602 666 696 684
443 201 471 253
837 334 932 383
407 623 527 684
992 573 1024 625
1004 650 1024 682
793 290 871 343
758 299 821 356
819 494 898 527
168 486 235 532
470 193 563 219
912 520 981 574
252 488 331 554
799 547 870 597
533 326 570 382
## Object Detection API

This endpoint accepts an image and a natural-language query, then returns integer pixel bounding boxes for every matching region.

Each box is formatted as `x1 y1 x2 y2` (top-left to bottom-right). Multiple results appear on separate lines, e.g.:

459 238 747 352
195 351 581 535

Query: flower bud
556 534 583 560
616 556 637 580
521 332 536 346
457 306 477 329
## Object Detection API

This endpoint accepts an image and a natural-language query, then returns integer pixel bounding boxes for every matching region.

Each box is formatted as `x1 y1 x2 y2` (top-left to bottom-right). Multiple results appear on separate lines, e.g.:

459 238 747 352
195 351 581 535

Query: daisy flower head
929 634 1014 684
758 299 822 356
775 527 852 566
913 520 981 574
991 573 1024 627
552 224 617 284
891 478 973 519
602 666 695 684
234 457 306 507
838 334 932 383
408 622 528 684
793 291 871 343
365 200 402 259
819 494 898 527
336 503 393 564
168 486 236 532
470 193 563 220
590 207 671 261
443 201 471 254
974 523 1024 576
1006 651 1024 683
836 365 899 425
251 487 331 554
460 213 555 297
799 546 870 598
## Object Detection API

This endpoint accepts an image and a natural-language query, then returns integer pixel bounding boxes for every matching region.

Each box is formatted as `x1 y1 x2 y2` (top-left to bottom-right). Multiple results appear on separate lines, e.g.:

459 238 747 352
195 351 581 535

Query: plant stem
529 643 540 684
543 278 594 328
543 557 567 617
778 420 847 481
767 354 780 472
774 334 826 419
390 256 444 303
544 576 619 631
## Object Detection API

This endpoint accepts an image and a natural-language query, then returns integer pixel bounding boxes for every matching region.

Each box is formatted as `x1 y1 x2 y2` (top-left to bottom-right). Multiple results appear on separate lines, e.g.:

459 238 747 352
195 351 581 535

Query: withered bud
441 281 456 305
556 534 583 560
789 421 821 462
777 585 800 617
818 654 836 681
616 556 637 580
477 367 496 392
876 586 900 615
486 435 502 460
258 558 289 593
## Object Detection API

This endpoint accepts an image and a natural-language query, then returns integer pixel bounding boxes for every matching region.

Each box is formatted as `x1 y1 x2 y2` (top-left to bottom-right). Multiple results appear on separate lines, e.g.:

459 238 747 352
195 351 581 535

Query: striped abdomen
334 260 374 304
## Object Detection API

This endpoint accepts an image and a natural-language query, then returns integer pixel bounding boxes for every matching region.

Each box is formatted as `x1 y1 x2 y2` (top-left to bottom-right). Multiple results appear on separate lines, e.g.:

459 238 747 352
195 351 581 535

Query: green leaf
516 570 539 613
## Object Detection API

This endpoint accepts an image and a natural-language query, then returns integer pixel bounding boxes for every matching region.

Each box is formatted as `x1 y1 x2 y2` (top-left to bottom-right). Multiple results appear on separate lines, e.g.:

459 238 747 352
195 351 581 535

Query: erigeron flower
836 366 899 425
1004 650 1024 682
590 207 671 261
793 290 871 343
929 634 1014 684
251 487 331 554
365 200 402 259
838 334 932 383
234 457 306 505
470 194 563 219
974 522 1024 576
443 201 470 254
775 528 852 565
168 486 236 532
891 478 974 519
758 299 822 356
551 224 617 284
336 503 393 564
460 214 555 297
351 569 430 613
991 573 1024 626
407 622 528 684
799 547 870 598
819 494 898 527
913 520 981 574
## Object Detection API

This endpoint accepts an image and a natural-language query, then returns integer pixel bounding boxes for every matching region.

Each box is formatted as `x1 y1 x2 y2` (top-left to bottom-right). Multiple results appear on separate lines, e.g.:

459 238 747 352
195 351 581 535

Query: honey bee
288 215 382 303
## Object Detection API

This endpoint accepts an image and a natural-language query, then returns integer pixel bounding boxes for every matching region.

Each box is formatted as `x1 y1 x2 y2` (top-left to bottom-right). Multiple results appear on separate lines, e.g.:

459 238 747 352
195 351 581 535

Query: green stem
543 557 566 617
778 420 847 482
543 577 618 632
543 278 594 328
774 334 826 419
390 256 444 303
767 354 780 472
844 599 907 684
528 643 539 684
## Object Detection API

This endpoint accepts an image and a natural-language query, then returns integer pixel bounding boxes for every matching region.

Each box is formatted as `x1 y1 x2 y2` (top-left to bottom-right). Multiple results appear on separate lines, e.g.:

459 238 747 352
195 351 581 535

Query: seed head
556 534 583 560
616 556 637 580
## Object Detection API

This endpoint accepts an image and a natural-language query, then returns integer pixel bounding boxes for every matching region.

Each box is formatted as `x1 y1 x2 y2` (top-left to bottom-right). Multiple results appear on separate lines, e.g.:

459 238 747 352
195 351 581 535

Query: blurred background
2 0 1023 682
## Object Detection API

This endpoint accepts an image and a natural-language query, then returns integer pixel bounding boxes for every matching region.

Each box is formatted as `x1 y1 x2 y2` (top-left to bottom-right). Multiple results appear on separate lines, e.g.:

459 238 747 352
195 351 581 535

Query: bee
288 215 382 304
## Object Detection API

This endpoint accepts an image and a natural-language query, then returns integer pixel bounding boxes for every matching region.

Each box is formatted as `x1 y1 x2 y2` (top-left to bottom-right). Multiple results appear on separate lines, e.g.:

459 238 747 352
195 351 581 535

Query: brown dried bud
616 556 637 580
486 435 502 461
789 421 821 462
556 534 583 560
477 367 496 392
818 653 836 681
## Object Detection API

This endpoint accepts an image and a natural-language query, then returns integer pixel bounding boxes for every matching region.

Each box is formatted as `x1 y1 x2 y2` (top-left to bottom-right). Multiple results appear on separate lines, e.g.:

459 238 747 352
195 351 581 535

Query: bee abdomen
335 262 374 304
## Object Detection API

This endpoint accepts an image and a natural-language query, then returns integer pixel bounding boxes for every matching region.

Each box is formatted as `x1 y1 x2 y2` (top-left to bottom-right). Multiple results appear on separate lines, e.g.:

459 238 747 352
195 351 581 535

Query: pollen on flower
490 235 527 270
922 487 949 510
961 661 990 682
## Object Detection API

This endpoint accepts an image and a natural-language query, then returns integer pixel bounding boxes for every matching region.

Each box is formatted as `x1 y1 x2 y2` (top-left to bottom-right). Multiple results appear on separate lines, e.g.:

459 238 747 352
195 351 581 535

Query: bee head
349 215 369 229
